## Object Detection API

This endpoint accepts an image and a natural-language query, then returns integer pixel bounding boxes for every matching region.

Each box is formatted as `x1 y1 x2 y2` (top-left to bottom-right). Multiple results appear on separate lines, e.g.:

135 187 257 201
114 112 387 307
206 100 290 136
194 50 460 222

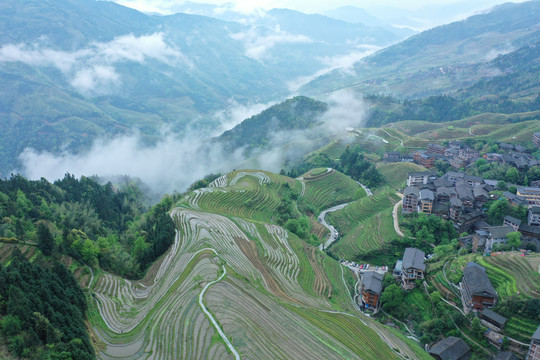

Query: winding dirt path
199 262 240 360
392 193 404 237
382 128 404 151
317 203 350 250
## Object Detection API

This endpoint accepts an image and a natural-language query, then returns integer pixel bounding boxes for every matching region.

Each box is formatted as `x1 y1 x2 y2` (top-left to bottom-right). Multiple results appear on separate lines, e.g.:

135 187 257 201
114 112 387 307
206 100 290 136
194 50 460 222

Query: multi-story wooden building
517 186 540 206
428 336 471 360
419 189 434 214
460 262 497 312
403 186 419 214
414 151 436 168
401 247 425 290
427 143 446 155
528 206 540 226
528 325 540 360
407 171 437 187
360 271 383 311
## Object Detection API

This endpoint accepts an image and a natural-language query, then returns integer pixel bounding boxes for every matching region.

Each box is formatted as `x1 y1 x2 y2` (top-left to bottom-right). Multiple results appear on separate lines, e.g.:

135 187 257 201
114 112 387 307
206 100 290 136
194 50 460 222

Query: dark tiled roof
503 215 521 226
460 210 483 222
473 220 490 230
429 336 471 360
486 226 514 239
473 187 489 199
362 271 383 294
437 186 455 197
408 171 437 177
404 186 419 196
533 324 540 341
493 351 518 360
463 174 483 183
463 262 497 298
446 171 464 178
530 206 540 214
518 186 540 193
514 145 527 153
450 197 463 207
480 308 507 326
456 182 474 200
402 247 425 272
434 179 453 188
420 189 434 201
519 224 540 235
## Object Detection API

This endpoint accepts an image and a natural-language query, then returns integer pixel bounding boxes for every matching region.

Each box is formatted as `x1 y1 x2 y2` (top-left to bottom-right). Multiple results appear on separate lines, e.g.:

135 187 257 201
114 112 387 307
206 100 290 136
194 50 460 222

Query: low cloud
0 33 186 94
71 65 120 93
246 89 368 171
18 130 245 194
230 25 312 60
17 89 367 193
212 99 276 135
287 46 379 93
484 44 516 61
114 0 284 15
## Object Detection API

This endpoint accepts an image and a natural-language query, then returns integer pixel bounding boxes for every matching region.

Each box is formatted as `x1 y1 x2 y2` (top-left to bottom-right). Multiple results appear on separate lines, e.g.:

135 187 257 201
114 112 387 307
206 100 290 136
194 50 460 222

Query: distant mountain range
0 0 409 175
2 0 540 179
301 1 540 99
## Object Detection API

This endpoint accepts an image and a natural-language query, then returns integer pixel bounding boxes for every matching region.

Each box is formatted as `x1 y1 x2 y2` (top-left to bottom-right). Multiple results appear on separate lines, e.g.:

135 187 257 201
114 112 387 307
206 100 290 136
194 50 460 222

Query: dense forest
365 93 540 127
365 39 540 127
0 174 177 279
0 250 92 359
287 145 383 188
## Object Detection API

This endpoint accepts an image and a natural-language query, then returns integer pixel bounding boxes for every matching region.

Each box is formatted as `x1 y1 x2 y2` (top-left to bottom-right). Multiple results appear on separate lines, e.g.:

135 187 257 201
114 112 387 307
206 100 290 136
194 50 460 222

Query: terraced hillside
302 167 364 211
326 189 401 260
89 170 430 360
179 170 302 222
377 162 428 189
433 252 540 342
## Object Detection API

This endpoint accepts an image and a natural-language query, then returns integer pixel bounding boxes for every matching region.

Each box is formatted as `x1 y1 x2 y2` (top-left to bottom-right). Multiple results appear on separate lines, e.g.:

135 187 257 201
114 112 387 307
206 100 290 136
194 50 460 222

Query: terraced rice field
483 253 540 298
326 190 400 260
442 253 540 341
89 170 429 359
180 170 302 222
303 169 362 211
377 162 427 189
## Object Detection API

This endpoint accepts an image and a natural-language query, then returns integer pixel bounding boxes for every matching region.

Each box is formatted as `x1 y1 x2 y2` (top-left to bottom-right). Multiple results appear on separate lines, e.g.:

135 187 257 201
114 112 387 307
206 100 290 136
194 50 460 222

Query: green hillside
86 169 428 359
326 189 400 260
302 168 363 211
302 1 540 98
377 162 427 189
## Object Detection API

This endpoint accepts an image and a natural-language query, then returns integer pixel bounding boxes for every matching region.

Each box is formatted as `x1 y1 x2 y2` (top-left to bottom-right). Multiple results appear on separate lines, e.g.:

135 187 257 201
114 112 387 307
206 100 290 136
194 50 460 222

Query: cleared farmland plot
90 170 428 359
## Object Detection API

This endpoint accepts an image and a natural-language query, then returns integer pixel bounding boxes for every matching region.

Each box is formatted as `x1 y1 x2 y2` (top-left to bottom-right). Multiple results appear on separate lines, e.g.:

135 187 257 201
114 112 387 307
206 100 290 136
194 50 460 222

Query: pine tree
37 223 55 256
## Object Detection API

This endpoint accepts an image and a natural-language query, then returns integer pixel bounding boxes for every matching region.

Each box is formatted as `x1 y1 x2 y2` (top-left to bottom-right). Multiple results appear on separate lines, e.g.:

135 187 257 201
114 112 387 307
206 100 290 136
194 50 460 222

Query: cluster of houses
359 247 426 311
384 138 538 171
402 170 540 252
357 246 540 359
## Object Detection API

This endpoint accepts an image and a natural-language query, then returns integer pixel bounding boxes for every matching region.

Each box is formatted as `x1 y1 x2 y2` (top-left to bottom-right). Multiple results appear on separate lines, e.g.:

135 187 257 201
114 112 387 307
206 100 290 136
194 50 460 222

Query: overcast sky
114 0 526 15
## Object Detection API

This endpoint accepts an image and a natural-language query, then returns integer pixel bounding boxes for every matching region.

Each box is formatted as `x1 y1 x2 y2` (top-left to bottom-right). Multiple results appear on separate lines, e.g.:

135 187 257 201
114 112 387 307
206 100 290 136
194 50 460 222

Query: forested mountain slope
301 0 540 98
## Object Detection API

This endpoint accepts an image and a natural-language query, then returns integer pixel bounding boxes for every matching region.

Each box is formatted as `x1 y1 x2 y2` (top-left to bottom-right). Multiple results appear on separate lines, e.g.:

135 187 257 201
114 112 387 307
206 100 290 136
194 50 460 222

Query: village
353 135 540 360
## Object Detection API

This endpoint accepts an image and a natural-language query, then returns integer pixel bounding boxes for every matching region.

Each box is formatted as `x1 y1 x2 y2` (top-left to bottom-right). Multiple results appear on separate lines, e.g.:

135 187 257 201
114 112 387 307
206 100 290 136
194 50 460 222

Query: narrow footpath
392 193 404 237
317 182 373 250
